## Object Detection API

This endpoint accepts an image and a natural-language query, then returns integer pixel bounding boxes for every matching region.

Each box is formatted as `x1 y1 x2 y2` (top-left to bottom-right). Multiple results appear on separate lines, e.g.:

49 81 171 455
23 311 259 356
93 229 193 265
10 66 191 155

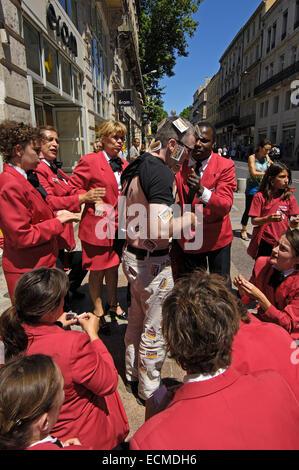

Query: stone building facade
0 0 144 171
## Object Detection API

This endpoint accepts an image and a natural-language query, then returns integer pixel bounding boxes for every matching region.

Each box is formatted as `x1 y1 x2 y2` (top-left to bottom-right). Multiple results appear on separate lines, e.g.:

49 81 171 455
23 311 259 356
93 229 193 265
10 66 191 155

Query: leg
256 239 274 259
207 243 232 287
105 265 127 319
241 194 253 240
67 251 87 293
89 269 110 334
178 246 208 278
138 261 174 400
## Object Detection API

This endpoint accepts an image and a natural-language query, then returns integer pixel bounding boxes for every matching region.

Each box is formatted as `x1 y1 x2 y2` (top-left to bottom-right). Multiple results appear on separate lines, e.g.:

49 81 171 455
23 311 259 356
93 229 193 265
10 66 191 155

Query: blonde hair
95 120 127 151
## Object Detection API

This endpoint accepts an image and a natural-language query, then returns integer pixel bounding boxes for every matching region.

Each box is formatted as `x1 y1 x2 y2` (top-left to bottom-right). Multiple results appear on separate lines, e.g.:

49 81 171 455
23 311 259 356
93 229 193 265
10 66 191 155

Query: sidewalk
0 191 254 440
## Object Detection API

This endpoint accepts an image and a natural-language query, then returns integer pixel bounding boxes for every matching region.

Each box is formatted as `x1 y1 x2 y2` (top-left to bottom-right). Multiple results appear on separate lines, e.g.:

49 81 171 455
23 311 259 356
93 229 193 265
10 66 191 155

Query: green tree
180 105 192 121
138 0 202 131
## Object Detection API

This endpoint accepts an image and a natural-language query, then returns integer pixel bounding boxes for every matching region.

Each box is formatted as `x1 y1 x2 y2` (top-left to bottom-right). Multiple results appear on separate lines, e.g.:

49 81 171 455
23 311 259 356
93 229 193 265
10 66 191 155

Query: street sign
116 89 133 107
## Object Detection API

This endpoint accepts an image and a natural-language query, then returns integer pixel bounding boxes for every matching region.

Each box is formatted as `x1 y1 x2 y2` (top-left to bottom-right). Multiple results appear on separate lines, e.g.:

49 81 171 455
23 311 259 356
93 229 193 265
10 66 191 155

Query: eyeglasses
175 139 194 153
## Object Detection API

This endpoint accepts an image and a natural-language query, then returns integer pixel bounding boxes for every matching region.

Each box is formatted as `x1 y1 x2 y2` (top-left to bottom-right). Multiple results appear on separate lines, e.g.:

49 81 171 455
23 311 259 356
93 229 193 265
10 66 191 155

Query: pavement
0 188 254 441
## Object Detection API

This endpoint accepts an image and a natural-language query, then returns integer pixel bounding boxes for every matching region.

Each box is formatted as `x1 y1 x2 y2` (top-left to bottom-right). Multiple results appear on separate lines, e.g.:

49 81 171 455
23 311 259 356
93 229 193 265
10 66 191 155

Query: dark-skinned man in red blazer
173 122 236 284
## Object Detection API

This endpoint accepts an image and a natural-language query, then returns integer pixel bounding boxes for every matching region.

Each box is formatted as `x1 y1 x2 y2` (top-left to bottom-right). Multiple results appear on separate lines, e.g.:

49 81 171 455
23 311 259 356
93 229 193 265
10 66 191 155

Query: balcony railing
254 60 299 96
219 87 239 104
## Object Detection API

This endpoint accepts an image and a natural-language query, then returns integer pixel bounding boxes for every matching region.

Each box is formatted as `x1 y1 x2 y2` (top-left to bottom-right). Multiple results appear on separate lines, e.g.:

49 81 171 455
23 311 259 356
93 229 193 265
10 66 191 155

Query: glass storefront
23 18 85 170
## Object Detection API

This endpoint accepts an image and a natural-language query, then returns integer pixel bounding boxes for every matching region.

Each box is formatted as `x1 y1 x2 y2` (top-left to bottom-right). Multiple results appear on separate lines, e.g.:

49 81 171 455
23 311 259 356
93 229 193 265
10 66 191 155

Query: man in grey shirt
129 137 140 162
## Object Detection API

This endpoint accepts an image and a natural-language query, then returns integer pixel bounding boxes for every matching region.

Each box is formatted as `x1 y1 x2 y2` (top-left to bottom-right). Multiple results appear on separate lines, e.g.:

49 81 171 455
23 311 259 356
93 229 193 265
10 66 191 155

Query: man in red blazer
173 122 236 282
130 271 299 450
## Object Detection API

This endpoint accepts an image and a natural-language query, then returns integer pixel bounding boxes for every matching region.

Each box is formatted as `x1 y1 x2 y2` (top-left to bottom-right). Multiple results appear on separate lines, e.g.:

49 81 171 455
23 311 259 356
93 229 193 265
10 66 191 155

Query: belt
126 244 169 260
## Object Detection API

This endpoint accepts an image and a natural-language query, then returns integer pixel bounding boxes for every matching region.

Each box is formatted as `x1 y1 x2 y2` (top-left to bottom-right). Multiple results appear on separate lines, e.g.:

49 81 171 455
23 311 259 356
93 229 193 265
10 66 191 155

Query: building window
44 40 59 88
292 46 297 64
295 0 299 29
260 102 264 118
280 54 285 72
23 20 42 76
285 90 292 110
282 10 288 40
61 57 72 95
58 0 78 28
267 28 271 52
264 100 268 118
271 22 276 49
273 96 279 114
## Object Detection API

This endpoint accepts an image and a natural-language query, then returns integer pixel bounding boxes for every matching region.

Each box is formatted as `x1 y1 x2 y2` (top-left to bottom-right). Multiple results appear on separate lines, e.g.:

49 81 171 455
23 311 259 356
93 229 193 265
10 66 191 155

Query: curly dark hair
0 121 40 163
162 271 241 375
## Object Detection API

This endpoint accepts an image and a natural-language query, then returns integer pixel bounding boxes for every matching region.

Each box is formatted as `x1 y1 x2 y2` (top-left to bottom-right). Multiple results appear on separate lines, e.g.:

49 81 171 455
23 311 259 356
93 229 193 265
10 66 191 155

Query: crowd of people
0 117 299 450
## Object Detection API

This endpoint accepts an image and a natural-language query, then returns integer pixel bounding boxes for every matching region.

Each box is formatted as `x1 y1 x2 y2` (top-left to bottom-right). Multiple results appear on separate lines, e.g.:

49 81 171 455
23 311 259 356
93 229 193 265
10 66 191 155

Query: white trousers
122 248 174 400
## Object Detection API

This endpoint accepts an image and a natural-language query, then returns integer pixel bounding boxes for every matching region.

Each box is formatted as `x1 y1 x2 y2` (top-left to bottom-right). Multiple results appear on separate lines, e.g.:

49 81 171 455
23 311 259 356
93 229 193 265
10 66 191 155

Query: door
54 109 85 172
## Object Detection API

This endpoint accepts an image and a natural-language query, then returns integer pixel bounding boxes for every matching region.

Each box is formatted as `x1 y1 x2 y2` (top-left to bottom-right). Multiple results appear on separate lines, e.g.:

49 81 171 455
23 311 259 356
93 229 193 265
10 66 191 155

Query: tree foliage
138 0 202 131
180 105 192 121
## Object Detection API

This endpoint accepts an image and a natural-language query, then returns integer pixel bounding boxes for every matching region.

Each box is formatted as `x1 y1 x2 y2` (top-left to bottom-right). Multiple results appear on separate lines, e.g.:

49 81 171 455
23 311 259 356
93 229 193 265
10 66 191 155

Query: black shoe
105 303 128 321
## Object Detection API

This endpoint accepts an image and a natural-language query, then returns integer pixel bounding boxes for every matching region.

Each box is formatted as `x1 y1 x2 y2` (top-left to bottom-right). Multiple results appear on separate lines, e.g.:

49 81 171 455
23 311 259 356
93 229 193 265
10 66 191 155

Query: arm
0 183 64 248
259 292 299 335
70 330 118 397
147 203 195 241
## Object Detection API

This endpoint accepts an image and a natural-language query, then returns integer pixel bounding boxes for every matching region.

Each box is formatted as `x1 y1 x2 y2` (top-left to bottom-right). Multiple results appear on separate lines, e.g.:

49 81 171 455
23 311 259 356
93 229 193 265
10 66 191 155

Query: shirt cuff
198 187 212 204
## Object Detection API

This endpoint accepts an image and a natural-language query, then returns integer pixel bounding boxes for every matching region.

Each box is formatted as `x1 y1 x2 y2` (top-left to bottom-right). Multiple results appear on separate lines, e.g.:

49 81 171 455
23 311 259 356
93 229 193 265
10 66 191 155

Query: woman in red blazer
0 354 90 450
0 121 79 299
35 126 105 307
0 267 129 450
69 120 129 332
234 228 299 339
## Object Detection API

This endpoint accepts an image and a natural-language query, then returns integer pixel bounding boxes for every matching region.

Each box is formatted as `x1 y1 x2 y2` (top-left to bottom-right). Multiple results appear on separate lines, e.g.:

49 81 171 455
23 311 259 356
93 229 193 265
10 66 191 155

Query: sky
160 0 262 115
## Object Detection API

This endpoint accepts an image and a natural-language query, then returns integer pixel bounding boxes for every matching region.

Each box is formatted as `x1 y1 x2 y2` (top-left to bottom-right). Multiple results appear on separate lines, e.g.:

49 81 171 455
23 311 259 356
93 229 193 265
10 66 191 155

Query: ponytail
0 306 28 360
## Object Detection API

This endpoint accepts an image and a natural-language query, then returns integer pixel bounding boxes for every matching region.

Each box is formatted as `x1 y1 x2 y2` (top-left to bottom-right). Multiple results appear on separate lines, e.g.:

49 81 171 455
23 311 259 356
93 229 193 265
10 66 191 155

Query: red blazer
175 152 236 253
130 367 299 450
69 152 128 247
232 314 299 400
27 440 90 450
0 164 64 274
24 323 129 450
35 160 82 251
242 256 299 339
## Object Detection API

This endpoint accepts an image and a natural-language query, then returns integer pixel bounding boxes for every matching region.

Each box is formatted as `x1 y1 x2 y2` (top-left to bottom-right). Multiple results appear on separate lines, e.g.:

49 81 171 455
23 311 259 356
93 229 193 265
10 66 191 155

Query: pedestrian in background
240 139 272 241
128 137 140 162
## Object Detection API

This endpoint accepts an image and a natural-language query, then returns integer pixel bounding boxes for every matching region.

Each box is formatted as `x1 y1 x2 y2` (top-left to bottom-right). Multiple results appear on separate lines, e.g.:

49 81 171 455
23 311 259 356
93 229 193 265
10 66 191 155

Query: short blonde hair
95 120 127 151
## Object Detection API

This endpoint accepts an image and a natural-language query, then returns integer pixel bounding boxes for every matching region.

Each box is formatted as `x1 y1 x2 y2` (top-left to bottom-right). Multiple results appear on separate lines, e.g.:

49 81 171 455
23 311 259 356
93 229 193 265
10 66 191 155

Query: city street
0 185 255 440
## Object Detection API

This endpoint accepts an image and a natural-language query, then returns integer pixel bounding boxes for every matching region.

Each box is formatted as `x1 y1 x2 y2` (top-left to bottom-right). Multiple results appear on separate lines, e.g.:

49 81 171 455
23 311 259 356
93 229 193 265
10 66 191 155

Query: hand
62 438 82 447
187 168 202 193
78 312 100 341
233 275 262 301
56 312 79 328
56 210 81 224
267 213 283 223
289 215 299 228
79 187 106 205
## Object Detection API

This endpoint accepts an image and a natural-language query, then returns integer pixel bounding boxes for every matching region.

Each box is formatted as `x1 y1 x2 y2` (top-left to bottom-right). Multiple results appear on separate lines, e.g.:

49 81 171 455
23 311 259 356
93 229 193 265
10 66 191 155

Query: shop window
44 40 59 88
23 20 41 77
61 57 71 95
282 127 296 160
72 68 81 101
273 96 279 114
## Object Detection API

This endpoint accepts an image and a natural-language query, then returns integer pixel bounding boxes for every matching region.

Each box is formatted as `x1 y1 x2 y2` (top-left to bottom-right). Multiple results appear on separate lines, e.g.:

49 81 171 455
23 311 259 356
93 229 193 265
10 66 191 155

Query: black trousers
256 238 274 260
175 241 232 286
240 194 254 227
56 250 87 292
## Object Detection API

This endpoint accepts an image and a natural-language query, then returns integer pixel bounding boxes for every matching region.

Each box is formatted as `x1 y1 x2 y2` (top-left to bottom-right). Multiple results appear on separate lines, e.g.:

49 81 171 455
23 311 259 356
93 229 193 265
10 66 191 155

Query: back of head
285 228 299 258
162 271 240 375
0 354 59 450
0 267 69 360
155 116 195 149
